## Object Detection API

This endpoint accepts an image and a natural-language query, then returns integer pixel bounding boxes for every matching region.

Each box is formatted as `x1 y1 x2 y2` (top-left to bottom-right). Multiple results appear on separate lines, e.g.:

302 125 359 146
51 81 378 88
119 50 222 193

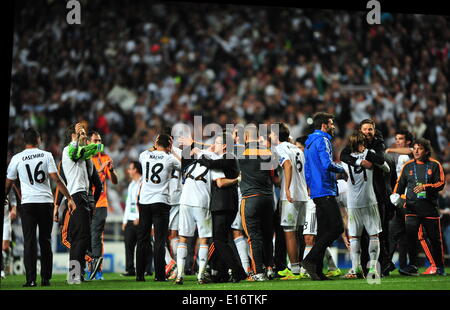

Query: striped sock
170 237 179 260
198 245 209 280
369 236 380 270
176 242 187 278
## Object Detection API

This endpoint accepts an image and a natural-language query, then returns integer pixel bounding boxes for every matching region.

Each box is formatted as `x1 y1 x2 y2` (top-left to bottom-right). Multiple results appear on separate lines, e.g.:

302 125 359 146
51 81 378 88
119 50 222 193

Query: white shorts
348 204 383 237
280 200 306 230
3 214 11 241
231 191 243 230
302 199 317 236
169 205 180 231
178 204 212 238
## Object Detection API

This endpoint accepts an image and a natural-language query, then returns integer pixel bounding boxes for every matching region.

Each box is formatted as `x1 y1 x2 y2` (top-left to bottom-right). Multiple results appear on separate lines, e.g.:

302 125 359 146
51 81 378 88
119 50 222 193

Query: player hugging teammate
4 117 447 287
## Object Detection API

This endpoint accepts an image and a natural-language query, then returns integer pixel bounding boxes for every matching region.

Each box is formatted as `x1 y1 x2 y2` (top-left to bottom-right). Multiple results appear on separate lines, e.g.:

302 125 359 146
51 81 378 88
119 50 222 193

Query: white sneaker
248 273 267 282
1 270 5 279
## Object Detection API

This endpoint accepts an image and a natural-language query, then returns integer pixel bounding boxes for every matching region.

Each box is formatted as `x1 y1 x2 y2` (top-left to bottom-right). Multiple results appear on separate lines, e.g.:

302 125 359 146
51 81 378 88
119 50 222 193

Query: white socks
176 242 187 278
198 245 209 280
170 237 179 260
325 247 337 270
369 236 380 270
165 246 173 265
350 238 361 272
291 262 301 274
234 236 250 272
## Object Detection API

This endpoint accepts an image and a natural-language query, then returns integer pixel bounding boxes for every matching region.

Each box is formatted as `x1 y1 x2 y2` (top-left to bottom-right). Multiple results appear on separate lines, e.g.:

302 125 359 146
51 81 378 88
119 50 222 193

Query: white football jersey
62 144 90 195
343 149 377 208
275 142 308 202
396 154 411 176
168 147 183 205
139 150 181 205
336 179 348 207
123 177 142 223
179 151 225 209
7 148 58 204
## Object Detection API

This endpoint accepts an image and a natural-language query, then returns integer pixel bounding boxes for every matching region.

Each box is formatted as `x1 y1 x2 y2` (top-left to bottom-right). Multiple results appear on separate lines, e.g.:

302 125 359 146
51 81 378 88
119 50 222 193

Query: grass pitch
1 268 449 290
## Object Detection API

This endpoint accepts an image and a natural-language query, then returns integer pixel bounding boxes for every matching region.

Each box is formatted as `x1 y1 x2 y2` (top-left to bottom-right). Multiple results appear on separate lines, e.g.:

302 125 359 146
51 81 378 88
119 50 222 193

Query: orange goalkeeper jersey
91 153 112 208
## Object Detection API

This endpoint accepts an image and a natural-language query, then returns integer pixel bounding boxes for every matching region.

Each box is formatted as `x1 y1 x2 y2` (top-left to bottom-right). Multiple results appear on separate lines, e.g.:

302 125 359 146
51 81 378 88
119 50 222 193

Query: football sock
176 242 187 278
234 236 250 272
325 247 337 270
198 245 209 280
170 237 179 260
165 246 173 265
369 236 380 270
301 246 313 273
350 238 361 272
291 262 300 275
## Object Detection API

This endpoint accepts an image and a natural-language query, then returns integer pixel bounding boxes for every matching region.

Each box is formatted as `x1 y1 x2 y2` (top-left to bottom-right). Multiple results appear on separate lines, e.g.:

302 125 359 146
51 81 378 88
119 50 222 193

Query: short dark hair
88 130 101 138
130 161 142 175
296 136 308 146
396 129 414 145
413 138 433 159
359 119 376 130
23 128 40 146
313 112 334 130
65 124 76 145
162 126 173 137
272 122 290 142
156 133 172 148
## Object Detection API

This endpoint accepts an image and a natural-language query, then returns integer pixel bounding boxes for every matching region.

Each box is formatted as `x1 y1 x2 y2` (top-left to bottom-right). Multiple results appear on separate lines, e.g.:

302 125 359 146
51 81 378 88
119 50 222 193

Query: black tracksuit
56 160 102 273
393 157 446 268
238 143 275 275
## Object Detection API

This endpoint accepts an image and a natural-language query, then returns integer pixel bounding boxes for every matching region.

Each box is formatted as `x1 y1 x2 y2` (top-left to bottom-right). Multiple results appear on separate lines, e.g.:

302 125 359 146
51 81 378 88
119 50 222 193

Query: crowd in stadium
4 1 450 284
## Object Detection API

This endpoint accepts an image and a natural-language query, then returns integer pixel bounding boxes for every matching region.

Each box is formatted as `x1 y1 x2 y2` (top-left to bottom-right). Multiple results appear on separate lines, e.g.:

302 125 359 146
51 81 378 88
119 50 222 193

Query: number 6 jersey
6 148 58 204
139 149 181 205
275 141 309 202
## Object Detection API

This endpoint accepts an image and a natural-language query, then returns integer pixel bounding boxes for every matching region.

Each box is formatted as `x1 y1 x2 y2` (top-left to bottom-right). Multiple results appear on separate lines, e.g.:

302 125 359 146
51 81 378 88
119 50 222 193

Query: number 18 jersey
139 150 181 205
6 148 58 204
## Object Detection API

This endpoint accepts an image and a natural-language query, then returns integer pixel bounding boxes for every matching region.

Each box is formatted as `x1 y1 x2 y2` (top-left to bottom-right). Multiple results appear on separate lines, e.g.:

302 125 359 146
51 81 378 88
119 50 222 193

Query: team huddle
3 112 447 287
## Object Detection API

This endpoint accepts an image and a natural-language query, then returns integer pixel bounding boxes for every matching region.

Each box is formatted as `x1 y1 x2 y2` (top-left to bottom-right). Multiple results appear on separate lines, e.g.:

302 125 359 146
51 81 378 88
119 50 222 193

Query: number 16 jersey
6 148 58 204
139 150 181 205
